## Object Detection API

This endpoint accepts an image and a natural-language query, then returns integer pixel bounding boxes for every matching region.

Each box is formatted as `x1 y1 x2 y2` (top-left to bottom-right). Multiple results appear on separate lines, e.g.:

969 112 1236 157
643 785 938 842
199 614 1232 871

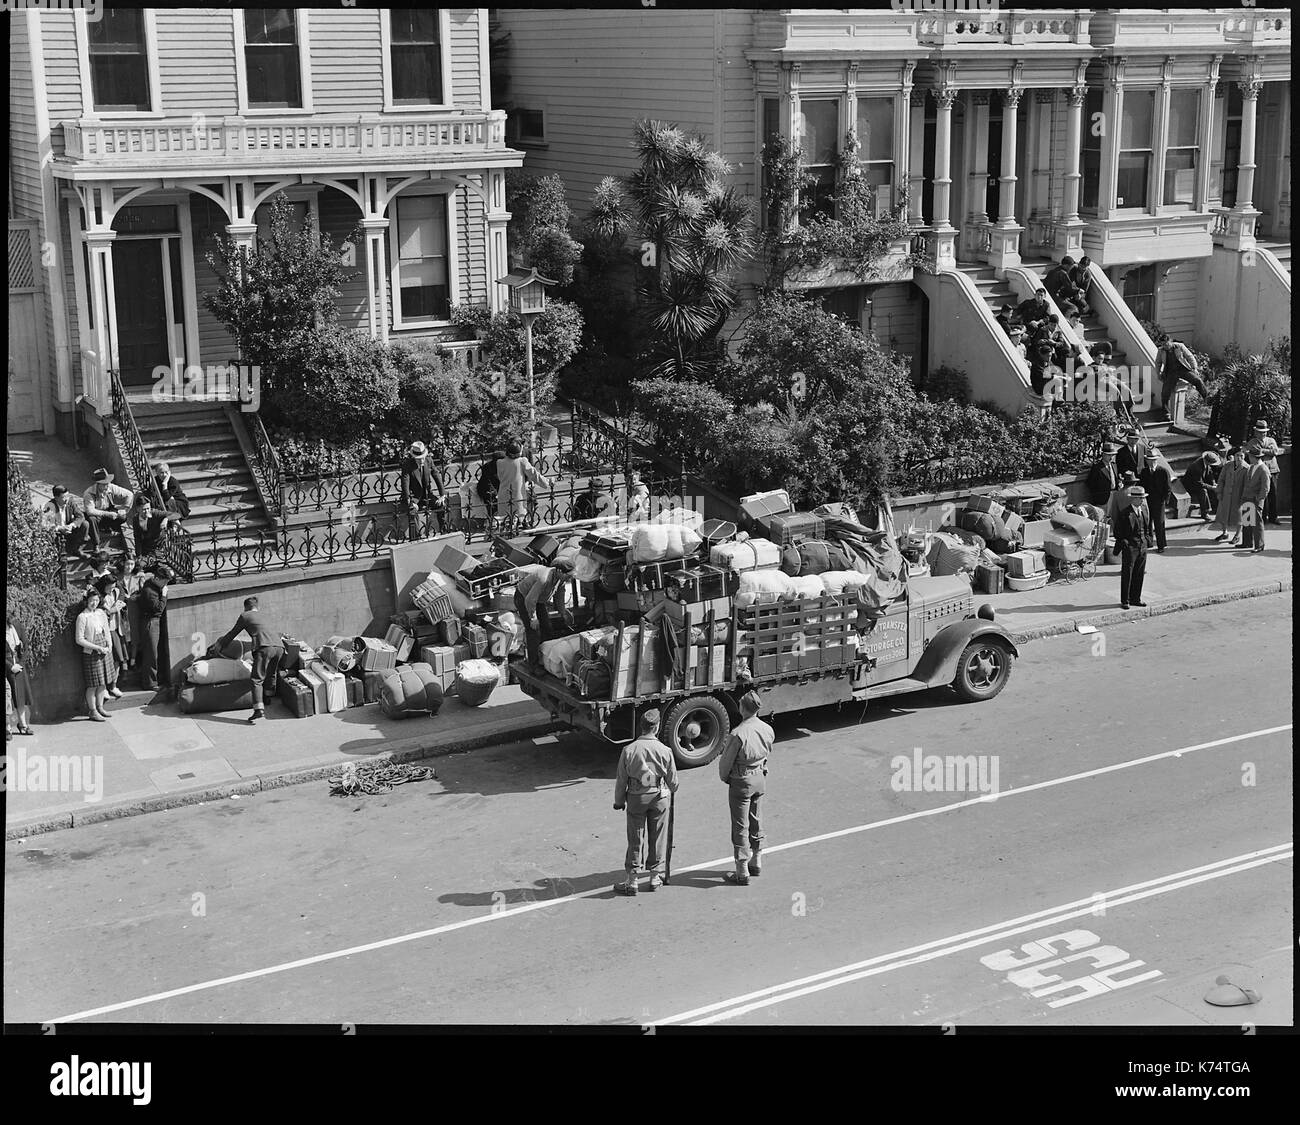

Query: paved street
5 595 1290 1027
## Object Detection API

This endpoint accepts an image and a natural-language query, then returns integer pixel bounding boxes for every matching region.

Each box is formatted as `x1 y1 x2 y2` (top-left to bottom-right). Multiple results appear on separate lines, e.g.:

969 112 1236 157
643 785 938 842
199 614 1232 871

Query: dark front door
987 117 1002 220
922 117 936 222
112 239 170 386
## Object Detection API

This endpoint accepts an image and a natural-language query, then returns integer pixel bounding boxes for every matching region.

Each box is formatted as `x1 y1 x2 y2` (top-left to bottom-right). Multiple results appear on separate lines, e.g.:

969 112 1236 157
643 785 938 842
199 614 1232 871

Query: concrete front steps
1257 239 1290 275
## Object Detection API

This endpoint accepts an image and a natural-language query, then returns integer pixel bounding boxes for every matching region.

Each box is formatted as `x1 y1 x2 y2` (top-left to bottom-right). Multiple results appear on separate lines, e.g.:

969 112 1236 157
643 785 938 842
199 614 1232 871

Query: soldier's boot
724 859 750 886
646 874 664 892
748 845 763 877
613 873 639 896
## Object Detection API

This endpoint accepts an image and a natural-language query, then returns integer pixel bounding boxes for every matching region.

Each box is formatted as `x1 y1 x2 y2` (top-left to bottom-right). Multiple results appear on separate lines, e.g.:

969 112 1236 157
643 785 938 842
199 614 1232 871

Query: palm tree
589 120 754 381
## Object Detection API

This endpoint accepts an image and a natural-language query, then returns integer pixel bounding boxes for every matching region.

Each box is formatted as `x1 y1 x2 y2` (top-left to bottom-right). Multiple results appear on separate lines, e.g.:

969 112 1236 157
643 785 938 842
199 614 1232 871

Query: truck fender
913 619 1019 687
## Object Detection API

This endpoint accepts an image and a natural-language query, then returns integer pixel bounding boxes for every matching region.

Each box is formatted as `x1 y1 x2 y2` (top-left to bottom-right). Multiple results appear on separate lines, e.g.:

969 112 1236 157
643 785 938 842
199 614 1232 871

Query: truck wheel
662 696 730 768
952 638 1012 702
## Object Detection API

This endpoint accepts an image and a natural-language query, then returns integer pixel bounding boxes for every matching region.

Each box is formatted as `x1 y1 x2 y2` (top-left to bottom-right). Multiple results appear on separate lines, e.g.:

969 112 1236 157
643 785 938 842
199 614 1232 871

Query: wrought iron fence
247 412 283 517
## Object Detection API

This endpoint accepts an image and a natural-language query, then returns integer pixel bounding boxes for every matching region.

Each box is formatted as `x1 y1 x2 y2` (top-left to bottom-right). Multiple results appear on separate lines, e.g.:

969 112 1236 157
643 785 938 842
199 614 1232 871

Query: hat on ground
92 467 113 483
1127 485 1147 498
1253 420 1270 432
407 441 427 457
1101 443 1119 456
52 485 68 497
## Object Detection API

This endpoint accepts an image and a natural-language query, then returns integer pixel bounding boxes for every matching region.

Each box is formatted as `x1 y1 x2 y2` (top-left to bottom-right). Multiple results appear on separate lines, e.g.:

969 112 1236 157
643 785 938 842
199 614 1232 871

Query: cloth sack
652 506 705 530
784 575 827 600
541 634 585 679
819 570 871 595
187 657 253 685
734 568 795 608
571 551 604 584
929 531 982 577
630 522 703 563
379 663 445 719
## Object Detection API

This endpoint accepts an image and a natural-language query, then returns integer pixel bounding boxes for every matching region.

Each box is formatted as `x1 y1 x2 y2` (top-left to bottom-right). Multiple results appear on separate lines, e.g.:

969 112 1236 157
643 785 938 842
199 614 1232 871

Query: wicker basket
1005 571 1049 592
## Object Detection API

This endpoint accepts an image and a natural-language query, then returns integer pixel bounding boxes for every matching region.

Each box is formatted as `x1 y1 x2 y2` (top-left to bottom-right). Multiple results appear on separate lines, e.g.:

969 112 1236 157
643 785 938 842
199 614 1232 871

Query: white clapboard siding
309 6 384 113
38 11 82 142
457 185 487 305
155 8 239 115
189 198 239 366
1154 259 1201 338
57 204 80 366
449 9 483 110
869 282 921 359
317 187 369 329
8 15 44 220
720 10 758 196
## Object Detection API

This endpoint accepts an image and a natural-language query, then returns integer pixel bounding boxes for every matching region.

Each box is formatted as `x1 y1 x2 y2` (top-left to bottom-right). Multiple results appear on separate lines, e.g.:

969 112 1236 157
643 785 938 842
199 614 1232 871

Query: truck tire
952 637 1012 702
662 696 731 768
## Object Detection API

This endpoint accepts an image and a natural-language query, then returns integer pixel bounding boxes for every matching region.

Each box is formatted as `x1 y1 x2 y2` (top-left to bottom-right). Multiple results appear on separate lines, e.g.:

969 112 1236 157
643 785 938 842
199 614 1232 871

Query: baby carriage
1048 516 1110 584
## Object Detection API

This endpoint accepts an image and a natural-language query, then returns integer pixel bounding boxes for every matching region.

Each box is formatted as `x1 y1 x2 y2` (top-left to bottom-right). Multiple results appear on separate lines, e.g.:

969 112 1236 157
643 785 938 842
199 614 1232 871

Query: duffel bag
957 508 1010 546
574 656 612 699
179 679 255 714
187 657 252 685
379 663 445 719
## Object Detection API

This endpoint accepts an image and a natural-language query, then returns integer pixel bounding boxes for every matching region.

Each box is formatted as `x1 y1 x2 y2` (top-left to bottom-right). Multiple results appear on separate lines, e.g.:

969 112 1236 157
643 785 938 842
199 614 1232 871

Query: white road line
42 723 1292 1024
659 845 1294 1026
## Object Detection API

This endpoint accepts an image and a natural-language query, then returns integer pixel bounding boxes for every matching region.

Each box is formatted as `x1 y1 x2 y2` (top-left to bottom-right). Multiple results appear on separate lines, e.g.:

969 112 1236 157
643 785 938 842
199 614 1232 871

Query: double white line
655 844 1293 1026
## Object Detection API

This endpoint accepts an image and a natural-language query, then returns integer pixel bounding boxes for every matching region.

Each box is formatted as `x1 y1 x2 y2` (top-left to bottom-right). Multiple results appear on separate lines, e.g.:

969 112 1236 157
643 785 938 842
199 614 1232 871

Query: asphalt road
5 595 1292 1027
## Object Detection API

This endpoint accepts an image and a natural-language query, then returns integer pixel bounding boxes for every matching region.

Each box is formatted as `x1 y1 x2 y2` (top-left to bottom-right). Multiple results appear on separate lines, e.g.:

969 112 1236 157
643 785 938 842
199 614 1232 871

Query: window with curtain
799 99 840 219
396 195 450 322
1163 89 1200 207
1117 90 1155 208
1081 87 1104 212
390 9 443 105
244 9 302 108
856 97 895 212
88 8 150 112
760 97 781 229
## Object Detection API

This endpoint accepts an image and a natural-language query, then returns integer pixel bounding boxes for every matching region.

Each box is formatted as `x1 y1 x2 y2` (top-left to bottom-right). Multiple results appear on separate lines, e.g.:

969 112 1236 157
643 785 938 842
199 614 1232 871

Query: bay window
799 99 840 219
1163 89 1200 208
1117 90 1155 209
856 97 896 213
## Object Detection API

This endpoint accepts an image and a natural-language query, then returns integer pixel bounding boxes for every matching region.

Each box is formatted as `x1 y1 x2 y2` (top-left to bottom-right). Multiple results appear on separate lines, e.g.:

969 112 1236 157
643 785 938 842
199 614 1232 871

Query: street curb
7 580 1291 840
1008 578 1293 644
5 717 559 842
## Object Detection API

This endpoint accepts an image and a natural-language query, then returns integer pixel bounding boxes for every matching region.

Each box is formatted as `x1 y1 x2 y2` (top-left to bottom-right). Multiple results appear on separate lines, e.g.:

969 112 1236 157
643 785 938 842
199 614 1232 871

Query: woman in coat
99 577 129 698
1210 447 1246 545
5 613 35 736
75 588 115 721
494 441 548 528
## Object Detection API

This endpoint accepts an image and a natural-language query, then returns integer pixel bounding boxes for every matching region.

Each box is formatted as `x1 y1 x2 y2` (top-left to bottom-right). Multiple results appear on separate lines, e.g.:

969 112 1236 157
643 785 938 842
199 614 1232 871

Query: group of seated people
41 461 189 566
997 288 1086 399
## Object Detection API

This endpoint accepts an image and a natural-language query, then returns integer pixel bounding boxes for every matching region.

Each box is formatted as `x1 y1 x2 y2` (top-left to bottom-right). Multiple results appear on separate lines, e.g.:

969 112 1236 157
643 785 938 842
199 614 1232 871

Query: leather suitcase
178 679 255 715
762 511 825 547
307 660 348 713
298 667 330 715
527 533 561 564
345 675 365 708
436 617 462 646
462 622 489 658
361 669 391 704
975 563 1005 595
278 672 315 717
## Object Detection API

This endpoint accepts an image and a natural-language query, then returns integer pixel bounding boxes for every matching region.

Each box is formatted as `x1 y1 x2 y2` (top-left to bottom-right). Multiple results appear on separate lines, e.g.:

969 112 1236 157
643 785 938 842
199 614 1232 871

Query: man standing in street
1154 333 1212 422
718 691 775 886
612 710 679 896
83 468 135 562
1115 428 1149 480
1139 446 1173 552
1114 485 1154 609
137 565 174 693
1240 447 1272 554
513 557 575 666
1243 420 1281 524
400 441 446 541
212 595 285 723
1085 443 1121 508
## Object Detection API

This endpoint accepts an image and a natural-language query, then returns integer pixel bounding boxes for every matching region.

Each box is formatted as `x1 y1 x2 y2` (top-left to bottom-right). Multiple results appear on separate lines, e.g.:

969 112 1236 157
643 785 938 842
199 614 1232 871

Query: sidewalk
6 518 1290 838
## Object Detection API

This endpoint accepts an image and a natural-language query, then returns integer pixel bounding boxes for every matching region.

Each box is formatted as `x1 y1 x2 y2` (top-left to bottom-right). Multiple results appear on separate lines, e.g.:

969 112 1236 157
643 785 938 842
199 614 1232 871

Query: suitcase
298 667 330 715
975 563 1005 595
178 679 255 715
739 488 793 529
492 535 536 567
662 563 738 603
527 533 561 564
762 511 825 547
277 672 315 717
353 636 398 672
307 660 347 713
361 668 391 704
345 675 365 708
462 622 489 658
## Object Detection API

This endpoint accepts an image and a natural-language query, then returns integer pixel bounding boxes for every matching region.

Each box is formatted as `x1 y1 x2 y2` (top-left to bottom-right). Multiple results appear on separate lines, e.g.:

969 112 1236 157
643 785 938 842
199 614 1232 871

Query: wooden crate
736 593 858 677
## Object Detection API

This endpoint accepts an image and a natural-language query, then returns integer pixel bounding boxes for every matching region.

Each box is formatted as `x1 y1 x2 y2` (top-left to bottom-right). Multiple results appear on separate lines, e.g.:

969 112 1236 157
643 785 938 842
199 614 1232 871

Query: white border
387 183 459 331
381 8 454 113
234 8 313 116
76 7 162 119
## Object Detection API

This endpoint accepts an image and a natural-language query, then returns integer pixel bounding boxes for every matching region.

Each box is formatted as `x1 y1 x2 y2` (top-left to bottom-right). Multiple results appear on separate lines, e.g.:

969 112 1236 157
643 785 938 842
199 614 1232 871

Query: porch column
970 92 992 224
997 88 1023 225
224 222 258 281
1054 85 1088 259
908 90 927 227
84 230 119 412
1098 60 1125 221
933 88 958 230
360 218 390 342
1234 78 1261 212
485 168 511 313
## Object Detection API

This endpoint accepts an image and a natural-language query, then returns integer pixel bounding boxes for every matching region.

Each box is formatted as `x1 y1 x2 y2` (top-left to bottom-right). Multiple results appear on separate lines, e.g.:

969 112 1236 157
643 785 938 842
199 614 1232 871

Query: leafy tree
506 171 584 286
587 121 754 381
1207 338 1291 444
6 456 77 669
631 376 733 468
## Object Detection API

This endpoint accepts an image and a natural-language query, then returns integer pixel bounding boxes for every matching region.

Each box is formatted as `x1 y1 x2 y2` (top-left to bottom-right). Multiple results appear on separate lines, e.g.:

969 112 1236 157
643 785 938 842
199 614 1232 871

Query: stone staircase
1256 239 1291 275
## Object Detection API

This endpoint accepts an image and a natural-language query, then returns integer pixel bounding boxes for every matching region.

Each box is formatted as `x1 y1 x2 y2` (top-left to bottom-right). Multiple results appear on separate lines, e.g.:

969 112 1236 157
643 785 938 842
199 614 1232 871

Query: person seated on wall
1016 287 1051 331
1046 255 1093 317
1069 255 1095 304
995 303 1021 337
129 491 183 562
151 462 190 519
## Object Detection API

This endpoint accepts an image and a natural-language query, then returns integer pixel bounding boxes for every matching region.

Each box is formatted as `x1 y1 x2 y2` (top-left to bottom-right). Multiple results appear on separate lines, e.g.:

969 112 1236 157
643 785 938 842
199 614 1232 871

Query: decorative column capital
1108 56 1127 91
936 88 959 111
1237 78 1263 101
1068 85 1088 109
1004 87 1024 110
846 61 858 90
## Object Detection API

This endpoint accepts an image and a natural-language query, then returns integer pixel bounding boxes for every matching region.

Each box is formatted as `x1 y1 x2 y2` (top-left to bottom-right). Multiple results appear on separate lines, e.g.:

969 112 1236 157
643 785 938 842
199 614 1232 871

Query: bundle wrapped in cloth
928 531 982 578
711 537 782 572
540 634 585 679
733 568 795 607
818 516 906 608
784 574 827 600
186 657 252 685
630 521 703 563
652 507 705 530
455 658 503 707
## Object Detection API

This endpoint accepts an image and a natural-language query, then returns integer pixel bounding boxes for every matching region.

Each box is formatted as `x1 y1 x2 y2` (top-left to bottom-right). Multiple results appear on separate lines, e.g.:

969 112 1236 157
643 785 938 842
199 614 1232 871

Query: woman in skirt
6 612 35 736
75 588 115 721
99 576 129 699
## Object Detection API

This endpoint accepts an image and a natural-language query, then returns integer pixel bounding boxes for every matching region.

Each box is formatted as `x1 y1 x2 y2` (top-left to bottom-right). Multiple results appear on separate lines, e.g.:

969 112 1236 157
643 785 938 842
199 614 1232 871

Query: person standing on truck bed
718 691 775 886
513 557 575 666
612 710 679 896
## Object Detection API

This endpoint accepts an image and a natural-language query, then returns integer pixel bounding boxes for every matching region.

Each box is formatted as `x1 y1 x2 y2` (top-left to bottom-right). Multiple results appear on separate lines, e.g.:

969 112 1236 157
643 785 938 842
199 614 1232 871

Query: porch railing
247 413 283 518
1210 208 1231 237
108 368 194 581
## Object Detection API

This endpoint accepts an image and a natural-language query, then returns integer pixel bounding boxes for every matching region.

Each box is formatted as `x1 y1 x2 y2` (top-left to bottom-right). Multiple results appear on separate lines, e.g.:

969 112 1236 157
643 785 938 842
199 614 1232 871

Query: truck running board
854 677 933 702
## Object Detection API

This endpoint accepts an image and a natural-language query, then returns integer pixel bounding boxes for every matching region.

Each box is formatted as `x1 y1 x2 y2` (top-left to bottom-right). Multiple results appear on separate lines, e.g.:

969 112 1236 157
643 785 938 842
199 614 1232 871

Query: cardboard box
298 667 330 715
420 645 457 675
1003 549 1047 578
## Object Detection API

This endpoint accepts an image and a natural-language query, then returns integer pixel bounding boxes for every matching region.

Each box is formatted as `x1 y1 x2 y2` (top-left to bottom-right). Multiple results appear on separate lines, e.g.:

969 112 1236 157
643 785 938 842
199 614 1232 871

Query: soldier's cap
1128 486 1147 498
739 691 762 717
640 709 661 731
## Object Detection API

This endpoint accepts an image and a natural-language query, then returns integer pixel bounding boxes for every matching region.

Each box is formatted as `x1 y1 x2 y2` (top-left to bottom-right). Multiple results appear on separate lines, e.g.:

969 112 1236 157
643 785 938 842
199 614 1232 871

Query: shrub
6 455 77 669
272 431 369 478
921 365 972 404
632 376 733 468
1208 338 1291 444
5 583 77 671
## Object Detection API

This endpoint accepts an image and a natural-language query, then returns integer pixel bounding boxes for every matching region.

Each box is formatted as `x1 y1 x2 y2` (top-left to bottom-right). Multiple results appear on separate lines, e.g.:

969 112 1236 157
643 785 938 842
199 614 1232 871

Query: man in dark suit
137 565 174 692
212 595 285 723
1115 429 1148 479
1016 287 1051 331
1114 485 1155 609
1138 447 1174 552
41 485 92 557
1085 443 1121 508
400 441 446 541
152 462 190 519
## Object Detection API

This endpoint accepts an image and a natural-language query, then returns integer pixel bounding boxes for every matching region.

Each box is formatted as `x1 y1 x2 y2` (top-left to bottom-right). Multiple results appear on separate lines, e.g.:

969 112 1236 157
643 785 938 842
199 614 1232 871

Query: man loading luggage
211 596 285 724
513 557 576 666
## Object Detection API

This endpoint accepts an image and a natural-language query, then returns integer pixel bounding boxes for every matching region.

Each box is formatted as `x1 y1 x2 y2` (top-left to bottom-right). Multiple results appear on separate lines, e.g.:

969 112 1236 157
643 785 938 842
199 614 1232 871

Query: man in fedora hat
1139 444 1174 552
1182 445 1224 522
399 440 446 542
82 467 135 561
1113 484 1154 609
1154 332 1211 422
612 709 679 896
718 691 775 886
1086 443 1122 508
1243 420 1281 523
1115 427 1149 480
1240 447 1272 553
41 484 92 558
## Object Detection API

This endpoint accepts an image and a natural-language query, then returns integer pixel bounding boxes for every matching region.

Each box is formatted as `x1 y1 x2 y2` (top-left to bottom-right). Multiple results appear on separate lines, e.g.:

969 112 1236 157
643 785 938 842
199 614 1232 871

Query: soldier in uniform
1114 485 1155 609
612 710 679 896
718 691 776 886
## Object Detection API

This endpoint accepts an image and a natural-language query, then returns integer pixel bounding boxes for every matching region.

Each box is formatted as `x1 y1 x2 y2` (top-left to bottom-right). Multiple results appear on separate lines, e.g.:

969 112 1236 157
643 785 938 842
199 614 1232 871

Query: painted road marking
41 723 1292 1024
980 929 1162 1009
655 845 1291 1026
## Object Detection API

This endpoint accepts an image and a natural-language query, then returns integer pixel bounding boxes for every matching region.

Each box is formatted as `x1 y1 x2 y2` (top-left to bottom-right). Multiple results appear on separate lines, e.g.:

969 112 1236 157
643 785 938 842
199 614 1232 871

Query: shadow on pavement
437 864 734 910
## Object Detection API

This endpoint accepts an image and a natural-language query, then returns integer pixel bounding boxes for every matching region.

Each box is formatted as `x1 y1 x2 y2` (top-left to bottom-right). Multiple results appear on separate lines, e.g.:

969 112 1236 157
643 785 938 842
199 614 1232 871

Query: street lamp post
498 267 557 461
